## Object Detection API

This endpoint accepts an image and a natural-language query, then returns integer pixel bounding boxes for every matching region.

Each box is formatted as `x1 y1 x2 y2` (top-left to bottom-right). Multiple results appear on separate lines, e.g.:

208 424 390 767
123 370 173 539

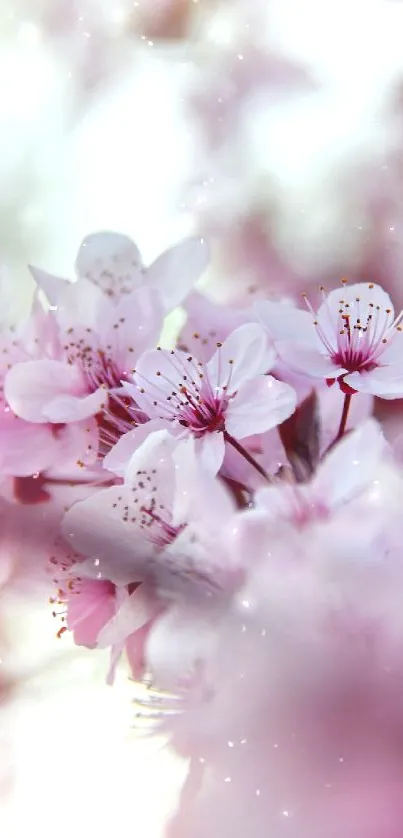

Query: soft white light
207 12 235 47
17 21 41 47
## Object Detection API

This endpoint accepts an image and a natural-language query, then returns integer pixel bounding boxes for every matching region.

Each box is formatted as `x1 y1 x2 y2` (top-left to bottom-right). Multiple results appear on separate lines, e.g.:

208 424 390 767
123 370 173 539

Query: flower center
113 467 186 550
133 345 235 437
63 325 147 458
303 283 403 375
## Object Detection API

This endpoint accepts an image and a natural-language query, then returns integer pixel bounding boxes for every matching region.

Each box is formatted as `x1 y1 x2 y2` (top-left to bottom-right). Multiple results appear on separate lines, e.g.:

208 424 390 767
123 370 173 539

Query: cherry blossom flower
0 273 96 478
5 232 209 464
258 282 403 398
47 537 153 684
107 323 296 475
31 230 209 311
4 274 162 464
232 419 388 551
60 433 243 675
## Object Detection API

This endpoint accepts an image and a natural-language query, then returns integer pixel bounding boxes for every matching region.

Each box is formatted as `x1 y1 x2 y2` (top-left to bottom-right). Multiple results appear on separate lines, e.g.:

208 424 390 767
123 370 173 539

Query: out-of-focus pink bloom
144 420 390 696
258 282 403 398
246 419 387 533
61 433 242 675
47 537 153 683
32 230 209 311
160 444 403 838
117 323 296 474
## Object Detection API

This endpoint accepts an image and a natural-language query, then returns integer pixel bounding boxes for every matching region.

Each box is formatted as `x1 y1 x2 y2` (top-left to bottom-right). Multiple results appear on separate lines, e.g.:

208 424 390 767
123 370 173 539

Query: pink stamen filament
303 287 403 374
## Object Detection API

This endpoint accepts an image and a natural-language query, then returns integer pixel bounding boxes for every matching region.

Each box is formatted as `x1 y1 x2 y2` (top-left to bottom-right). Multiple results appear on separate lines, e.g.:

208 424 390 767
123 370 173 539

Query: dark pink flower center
134 346 235 437
96 394 147 460
177 384 229 435
304 284 403 377
63 324 146 458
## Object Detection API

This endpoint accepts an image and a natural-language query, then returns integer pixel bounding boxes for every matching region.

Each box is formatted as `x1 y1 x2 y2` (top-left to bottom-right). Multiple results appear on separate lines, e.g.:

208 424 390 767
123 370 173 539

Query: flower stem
221 476 250 509
335 392 352 443
224 431 271 482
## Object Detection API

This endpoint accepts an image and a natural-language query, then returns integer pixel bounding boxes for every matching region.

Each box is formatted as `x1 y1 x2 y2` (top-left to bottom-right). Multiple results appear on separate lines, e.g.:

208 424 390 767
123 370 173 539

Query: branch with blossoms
2 230 403 706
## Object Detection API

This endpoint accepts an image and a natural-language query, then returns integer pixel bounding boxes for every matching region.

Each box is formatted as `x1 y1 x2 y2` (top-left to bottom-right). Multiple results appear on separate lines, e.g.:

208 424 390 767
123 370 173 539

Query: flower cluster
3 232 403 716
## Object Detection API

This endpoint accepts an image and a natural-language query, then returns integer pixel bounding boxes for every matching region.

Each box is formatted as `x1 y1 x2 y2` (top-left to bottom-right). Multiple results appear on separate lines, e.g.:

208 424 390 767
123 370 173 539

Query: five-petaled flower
5 232 209 462
258 282 403 398
106 323 297 475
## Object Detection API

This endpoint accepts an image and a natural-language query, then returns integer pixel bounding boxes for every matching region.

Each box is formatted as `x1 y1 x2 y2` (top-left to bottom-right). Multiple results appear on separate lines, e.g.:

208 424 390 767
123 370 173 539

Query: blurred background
2 0 403 835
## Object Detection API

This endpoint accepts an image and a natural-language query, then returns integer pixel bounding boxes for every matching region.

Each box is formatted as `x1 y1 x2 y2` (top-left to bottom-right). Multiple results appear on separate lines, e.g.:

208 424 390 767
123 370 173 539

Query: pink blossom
31 230 209 311
159 449 403 838
60 432 243 670
258 282 403 398
5 275 161 465
5 232 209 463
47 538 153 683
234 419 388 547
112 324 296 475
0 274 94 478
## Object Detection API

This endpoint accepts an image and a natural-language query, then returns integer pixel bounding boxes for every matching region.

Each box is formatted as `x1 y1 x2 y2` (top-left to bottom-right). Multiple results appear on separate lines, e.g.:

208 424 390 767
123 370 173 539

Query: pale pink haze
257 282 403 398
107 323 296 475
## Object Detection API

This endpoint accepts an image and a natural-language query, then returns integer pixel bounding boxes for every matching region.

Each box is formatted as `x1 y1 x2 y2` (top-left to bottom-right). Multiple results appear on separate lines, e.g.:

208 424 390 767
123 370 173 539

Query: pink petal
26 293 61 359
162 527 243 597
75 231 143 298
29 265 70 306
226 375 297 438
275 341 347 378
106 286 164 369
207 323 275 391
130 348 190 417
66 578 116 647
124 428 179 486
377 331 403 364
41 419 99 476
55 276 107 335
125 621 153 680
97 584 159 647
106 643 124 685
0 420 63 476
146 605 216 689
345 367 403 399
319 283 394 335
254 484 299 522
44 387 106 422
194 432 225 474
257 299 316 343
147 237 209 310
313 418 387 510
103 418 170 476
5 359 85 423
172 437 235 526
62 486 157 586
179 291 251 363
